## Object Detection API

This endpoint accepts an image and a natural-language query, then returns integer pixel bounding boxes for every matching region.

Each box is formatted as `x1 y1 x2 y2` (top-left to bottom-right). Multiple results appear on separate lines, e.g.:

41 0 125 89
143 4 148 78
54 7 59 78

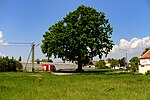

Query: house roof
140 49 150 59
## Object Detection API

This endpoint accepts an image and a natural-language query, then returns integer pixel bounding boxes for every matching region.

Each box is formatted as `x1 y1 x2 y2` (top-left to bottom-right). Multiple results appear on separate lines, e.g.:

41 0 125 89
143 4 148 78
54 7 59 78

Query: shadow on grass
55 69 130 75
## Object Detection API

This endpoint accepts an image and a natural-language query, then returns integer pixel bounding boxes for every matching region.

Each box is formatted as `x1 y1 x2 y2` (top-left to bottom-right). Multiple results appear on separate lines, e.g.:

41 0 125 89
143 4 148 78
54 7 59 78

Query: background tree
141 47 150 56
107 58 112 64
0 57 23 72
35 58 40 64
129 56 139 72
107 58 119 68
41 59 53 62
0 57 5 72
130 57 140 64
41 5 114 72
110 59 119 68
118 57 126 67
96 60 106 69
18 56 22 61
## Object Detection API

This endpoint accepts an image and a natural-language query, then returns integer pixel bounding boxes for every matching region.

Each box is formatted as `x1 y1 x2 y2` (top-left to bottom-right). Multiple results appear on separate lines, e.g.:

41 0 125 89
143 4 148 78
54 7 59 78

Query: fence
21 62 77 71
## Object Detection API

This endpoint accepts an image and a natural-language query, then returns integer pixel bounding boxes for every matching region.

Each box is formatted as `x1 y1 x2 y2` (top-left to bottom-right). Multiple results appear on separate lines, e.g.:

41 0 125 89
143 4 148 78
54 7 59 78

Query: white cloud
0 31 3 39
119 39 130 49
104 36 150 61
111 45 119 53
0 31 8 45
0 31 7 57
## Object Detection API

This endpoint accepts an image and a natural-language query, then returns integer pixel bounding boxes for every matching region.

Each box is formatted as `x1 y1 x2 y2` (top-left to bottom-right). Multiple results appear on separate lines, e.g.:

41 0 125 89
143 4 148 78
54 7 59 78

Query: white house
105 61 111 68
139 49 150 74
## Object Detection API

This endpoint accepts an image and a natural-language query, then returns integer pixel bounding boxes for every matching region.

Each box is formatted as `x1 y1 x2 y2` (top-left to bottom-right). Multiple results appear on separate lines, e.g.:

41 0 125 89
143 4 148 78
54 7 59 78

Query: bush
145 70 150 75
35 58 40 64
96 60 107 69
130 62 137 72
0 57 23 72
15 60 23 70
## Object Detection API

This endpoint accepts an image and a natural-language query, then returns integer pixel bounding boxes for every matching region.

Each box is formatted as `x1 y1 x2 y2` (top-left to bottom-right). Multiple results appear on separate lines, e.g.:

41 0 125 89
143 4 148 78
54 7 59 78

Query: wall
139 65 150 74
21 62 77 72
139 58 150 74
140 59 150 65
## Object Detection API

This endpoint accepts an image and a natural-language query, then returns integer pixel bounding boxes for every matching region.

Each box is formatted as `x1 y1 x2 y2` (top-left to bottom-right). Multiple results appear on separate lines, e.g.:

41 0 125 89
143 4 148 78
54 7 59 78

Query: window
141 65 144 67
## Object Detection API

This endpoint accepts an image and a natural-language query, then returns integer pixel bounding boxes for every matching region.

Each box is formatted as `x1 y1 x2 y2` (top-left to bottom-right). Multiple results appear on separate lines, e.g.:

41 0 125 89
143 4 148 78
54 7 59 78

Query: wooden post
25 47 32 71
32 43 35 72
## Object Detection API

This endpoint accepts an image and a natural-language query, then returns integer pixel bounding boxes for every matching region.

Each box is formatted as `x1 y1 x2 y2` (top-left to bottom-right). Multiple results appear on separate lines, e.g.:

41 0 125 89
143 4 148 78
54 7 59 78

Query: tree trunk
76 56 84 72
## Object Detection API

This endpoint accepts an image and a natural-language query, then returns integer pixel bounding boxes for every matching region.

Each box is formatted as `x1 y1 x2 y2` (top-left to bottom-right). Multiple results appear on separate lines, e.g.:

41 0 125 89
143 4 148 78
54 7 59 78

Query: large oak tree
41 5 114 72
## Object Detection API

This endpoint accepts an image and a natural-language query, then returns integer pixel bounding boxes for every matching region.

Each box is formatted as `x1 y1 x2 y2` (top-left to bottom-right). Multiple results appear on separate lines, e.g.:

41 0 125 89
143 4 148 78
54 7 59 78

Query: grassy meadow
0 72 150 100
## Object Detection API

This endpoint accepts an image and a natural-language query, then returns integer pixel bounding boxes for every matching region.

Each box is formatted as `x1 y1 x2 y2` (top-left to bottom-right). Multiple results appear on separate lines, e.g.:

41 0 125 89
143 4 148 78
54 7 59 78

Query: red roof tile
140 49 150 59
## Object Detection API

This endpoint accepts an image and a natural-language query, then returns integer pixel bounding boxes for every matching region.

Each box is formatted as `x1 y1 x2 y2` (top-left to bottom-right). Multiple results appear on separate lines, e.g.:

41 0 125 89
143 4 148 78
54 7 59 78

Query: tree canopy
41 5 114 71
129 56 139 72
141 47 150 56
96 60 106 69
18 56 22 61
119 57 126 67
129 56 140 64
108 58 119 68
107 57 126 68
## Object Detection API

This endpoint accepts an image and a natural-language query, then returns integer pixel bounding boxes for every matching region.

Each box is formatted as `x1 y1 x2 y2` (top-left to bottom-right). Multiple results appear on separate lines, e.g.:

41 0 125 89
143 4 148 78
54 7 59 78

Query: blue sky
0 0 150 62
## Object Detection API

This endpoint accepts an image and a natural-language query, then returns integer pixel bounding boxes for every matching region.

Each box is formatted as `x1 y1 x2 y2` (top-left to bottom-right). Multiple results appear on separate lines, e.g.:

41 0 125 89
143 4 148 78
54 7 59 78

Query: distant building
139 49 150 74
87 61 96 68
105 61 111 68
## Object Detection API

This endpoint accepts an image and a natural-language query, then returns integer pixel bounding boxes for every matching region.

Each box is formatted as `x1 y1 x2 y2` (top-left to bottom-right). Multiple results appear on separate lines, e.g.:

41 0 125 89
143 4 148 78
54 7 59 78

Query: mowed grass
0 72 150 100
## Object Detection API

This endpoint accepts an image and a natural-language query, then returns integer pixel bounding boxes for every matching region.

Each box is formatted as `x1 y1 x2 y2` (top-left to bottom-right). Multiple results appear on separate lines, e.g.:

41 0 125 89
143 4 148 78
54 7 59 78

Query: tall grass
0 72 150 100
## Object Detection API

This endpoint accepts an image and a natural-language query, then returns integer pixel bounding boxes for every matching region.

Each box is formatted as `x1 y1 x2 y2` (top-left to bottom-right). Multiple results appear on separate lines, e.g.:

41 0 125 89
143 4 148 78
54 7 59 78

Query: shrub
0 57 23 72
96 60 107 69
130 62 137 72
35 58 40 64
145 70 150 75
14 60 23 70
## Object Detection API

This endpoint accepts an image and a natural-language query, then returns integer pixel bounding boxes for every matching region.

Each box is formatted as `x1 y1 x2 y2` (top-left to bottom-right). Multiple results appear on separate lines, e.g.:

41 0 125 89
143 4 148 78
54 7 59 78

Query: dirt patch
51 72 77 75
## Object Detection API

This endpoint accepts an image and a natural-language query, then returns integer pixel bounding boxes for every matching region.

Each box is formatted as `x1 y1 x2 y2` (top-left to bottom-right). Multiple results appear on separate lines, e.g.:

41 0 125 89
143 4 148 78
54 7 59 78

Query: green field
0 72 150 100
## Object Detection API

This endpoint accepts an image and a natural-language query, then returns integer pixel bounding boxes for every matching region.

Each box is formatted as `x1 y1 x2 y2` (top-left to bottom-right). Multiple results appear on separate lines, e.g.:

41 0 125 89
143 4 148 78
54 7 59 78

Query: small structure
139 49 150 74
41 64 56 71
87 61 96 68
105 61 111 68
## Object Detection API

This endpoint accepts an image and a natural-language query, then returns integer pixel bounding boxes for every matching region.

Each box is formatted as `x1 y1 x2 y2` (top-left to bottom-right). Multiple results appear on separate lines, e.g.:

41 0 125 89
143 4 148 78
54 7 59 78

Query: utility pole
0 41 38 72
125 50 128 67
25 48 32 71
120 48 128 67
25 42 40 72
123 50 128 68
32 43 35 72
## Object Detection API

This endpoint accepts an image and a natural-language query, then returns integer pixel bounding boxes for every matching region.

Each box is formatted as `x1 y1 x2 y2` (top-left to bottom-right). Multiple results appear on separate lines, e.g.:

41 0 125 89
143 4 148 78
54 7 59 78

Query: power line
0 42 33 46
0 41 40 72
7 42 32 45
0 45 31 47
0 42 32 44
